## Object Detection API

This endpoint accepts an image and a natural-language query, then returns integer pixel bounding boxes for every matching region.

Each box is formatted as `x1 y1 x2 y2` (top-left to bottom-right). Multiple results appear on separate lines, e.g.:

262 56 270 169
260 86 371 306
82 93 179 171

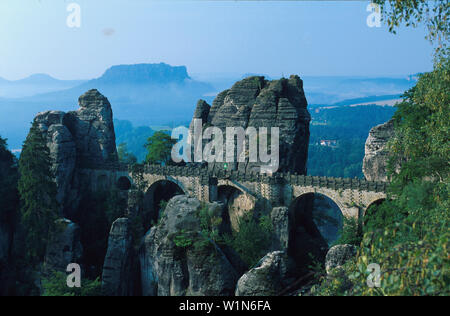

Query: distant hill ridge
0 73 84 84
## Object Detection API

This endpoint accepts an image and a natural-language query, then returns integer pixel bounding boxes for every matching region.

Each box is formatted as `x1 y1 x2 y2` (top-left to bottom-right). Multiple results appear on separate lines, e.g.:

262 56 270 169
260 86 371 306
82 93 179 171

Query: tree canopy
311 59 450 297
0 136 18 223
18 122 59 264
389 57 450 188
310 4 449 294
144 131 176 165
373 0 449 54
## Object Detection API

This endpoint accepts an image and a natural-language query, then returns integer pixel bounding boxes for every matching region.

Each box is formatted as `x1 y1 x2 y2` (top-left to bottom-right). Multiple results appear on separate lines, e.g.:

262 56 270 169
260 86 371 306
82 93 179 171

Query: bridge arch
291 187 349 217
287 192 331 267
217 184 256 232
143 179 186 227
116 176 132 191
288 192 344 246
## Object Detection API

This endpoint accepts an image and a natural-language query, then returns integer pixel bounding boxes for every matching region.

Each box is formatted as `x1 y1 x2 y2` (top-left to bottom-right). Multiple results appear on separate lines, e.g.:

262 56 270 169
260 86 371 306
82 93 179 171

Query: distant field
316 98 402 111
347 98 402 107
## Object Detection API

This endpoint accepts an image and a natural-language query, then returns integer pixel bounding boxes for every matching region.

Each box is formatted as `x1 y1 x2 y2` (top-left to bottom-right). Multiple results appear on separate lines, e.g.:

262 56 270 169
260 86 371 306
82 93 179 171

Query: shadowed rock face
140 195 239 296
43 219 83 274
235 251 297 296
363 119 395 182
190 75 310 174
325 244 357 274
102 217 139 296
65 89 118 167
32 89 118 216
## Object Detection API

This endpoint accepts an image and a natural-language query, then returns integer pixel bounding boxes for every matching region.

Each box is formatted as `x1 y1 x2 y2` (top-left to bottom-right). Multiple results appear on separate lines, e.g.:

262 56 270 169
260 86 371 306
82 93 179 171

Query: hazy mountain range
0 74 85 99
0 63 213 149
0 62 417 149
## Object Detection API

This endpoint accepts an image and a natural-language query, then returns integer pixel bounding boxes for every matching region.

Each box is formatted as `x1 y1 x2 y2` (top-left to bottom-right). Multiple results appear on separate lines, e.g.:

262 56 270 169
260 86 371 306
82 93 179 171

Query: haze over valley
0 63 415 152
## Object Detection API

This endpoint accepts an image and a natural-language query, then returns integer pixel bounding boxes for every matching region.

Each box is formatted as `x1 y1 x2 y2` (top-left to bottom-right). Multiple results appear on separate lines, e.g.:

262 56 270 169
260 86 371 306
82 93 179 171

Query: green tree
0 136 19 223
42 272 102 296
373 0 449 54
303 0 450 297
388 58 449 189
311 62 450 296
117 142 137 164
333 217 362 247
224 215 273 268
18 122 59 264
144 131 176 165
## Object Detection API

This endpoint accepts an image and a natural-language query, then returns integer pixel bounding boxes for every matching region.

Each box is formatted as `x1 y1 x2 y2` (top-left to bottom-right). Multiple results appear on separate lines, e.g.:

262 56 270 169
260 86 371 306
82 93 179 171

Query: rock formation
34 111 76 211
270 206 290 251
363 119 395 182
140 195 239 296
102 217 138 296
64 89 118 167
217 186 256 232
235 251 297 296
189 75 310 174
33 89 118 216
43 219 83 274
325 244 357 274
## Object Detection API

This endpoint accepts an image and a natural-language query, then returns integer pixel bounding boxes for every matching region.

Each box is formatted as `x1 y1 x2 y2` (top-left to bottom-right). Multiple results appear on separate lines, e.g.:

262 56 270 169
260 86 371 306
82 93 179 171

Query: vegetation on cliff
18 122 59 264
311 54 449 298
310 1 449 295
0 136 18 223
42 272 101 296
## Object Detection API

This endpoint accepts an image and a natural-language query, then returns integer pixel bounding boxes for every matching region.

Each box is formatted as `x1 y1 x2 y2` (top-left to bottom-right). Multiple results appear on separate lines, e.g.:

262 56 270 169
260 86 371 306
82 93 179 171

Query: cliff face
33 89 118 216
363 119 395 182
140 196 239 296
64 89 118 167
190 75 311 174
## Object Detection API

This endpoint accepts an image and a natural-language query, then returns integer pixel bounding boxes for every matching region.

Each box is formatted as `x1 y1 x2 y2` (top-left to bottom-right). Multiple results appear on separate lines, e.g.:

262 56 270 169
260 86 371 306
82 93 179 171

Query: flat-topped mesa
190 75 311 174
31 89 118 217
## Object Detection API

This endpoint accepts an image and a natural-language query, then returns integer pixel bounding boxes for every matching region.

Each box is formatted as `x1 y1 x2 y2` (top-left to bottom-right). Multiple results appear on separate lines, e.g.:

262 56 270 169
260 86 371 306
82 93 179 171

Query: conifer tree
0 136 18 223
18 121 59 264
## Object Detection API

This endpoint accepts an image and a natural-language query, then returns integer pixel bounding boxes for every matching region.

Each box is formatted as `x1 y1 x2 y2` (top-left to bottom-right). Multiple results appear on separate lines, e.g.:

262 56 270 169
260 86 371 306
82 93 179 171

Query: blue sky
0 0 434 80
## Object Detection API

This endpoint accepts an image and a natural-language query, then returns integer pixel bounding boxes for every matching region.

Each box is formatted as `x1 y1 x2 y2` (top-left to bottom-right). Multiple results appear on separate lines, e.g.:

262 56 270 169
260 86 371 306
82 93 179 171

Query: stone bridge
88 163 387 220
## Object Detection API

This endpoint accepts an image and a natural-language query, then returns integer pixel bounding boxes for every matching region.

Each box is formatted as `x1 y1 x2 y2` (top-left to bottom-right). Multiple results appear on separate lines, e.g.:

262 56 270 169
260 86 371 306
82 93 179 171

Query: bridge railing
125 163 387 193
80 162 386 193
